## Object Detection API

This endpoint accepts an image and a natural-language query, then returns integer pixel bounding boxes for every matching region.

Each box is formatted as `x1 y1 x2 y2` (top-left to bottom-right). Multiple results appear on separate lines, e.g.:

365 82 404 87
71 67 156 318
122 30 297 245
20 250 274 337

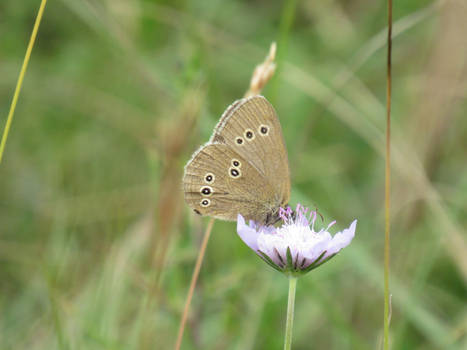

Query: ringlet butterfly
183 95 290 225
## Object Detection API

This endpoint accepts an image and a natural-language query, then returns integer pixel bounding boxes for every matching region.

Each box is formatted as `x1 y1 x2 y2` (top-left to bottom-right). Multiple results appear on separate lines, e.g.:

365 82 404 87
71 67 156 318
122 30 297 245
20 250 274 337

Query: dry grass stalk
174 42 278 350
138 90 206 348
245 42 277 98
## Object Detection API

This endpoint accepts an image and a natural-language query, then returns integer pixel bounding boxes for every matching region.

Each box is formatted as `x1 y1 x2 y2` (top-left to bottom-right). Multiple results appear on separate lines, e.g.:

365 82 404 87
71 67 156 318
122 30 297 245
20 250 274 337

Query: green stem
284 276 298 350
384 0 393 349
271 0 298 105
0 0 48 164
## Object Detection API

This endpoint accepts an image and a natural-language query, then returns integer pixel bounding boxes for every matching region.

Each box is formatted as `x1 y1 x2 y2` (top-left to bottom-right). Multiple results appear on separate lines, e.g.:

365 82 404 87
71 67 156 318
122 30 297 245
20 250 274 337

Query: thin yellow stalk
384 0 393 349
175 217 214 350
0 0 48 164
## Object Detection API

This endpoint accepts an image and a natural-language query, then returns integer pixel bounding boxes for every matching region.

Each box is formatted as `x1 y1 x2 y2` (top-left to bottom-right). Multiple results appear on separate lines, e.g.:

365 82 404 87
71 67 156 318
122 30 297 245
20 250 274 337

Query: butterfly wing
183 143 277 222
211 95 290 207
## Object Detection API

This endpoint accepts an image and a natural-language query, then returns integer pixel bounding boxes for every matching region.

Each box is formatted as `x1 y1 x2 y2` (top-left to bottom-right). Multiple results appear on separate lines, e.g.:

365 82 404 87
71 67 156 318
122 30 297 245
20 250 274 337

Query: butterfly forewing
211 96 290 206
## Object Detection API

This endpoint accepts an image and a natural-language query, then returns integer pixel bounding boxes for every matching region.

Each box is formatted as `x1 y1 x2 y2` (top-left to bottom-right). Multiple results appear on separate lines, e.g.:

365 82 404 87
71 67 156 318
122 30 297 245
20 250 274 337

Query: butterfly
183 95 290 226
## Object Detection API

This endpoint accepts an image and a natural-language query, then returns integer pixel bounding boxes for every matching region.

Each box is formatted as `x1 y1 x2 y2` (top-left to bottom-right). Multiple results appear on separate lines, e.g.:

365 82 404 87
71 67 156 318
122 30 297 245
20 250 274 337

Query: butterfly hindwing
183 143 276 222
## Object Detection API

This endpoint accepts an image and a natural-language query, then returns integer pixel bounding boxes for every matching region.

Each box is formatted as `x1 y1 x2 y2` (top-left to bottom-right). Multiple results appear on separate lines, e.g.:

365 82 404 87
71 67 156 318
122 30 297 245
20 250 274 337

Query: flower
236 204 357 276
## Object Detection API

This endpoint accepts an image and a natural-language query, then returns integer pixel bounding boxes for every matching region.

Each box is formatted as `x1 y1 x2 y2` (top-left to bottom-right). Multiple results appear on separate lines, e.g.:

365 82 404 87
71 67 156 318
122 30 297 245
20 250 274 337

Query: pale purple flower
236 204 357 275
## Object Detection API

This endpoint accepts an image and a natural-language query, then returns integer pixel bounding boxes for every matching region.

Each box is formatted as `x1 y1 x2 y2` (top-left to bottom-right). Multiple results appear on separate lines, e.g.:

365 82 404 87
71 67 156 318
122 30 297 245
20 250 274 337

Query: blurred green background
1 0 466 349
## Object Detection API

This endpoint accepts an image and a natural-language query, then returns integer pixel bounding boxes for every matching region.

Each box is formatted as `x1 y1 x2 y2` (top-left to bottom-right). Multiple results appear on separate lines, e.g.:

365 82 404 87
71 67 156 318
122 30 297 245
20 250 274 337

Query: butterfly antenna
315 207 324 222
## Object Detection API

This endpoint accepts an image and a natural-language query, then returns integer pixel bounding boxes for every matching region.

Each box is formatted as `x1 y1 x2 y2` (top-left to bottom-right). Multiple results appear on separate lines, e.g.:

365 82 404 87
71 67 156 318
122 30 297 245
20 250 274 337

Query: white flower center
257 221 331 267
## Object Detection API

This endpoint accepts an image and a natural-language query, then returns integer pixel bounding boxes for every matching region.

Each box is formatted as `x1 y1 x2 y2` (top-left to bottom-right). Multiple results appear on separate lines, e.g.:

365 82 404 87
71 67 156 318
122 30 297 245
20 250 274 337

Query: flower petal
236 214 260 251
302 231 332 263
257 233 286 267
324 219 357 257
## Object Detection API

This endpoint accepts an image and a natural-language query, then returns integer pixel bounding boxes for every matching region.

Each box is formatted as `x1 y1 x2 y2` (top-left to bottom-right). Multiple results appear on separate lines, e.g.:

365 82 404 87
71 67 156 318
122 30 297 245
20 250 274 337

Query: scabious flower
237 204 357 276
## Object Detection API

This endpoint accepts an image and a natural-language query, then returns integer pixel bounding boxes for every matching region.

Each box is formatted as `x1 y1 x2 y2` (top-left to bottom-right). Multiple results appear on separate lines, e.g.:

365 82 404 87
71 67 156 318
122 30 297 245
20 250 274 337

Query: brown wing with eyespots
183 143 277 223
210 95 290 207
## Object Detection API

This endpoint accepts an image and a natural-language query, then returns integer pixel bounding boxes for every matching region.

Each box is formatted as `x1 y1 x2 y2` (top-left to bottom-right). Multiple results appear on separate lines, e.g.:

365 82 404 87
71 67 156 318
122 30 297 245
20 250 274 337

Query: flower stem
284 276 298 350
